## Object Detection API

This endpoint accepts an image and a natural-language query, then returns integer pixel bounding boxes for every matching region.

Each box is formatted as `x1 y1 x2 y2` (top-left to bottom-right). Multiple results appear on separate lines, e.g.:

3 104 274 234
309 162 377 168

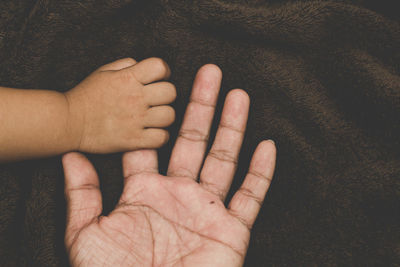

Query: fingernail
267 139 275 145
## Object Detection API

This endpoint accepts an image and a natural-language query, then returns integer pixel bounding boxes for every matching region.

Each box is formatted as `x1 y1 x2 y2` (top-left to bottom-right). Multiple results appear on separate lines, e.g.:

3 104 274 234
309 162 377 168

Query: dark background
0 0 399 266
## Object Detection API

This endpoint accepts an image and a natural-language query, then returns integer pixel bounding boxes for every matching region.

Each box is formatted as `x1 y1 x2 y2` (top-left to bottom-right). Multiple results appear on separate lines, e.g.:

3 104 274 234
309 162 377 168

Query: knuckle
66 183 100 193
95 64 108 73
249 170 272 183
208 149 237 164
232 211 253 231
238 187 263 207
168 166 196 179
179 128 209 142
201 180 226 200
219 122 245 134
164 81 176 90
117 68 138 84
124 57 137 64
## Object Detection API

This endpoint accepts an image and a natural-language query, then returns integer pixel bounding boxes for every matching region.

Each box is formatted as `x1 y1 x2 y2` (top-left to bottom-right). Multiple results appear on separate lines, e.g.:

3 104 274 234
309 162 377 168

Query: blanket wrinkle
184 0 400 69
0 0 399 266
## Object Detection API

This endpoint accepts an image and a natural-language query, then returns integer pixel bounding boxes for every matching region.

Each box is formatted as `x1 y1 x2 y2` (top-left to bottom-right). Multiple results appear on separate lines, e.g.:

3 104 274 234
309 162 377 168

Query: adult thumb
62 152 102 248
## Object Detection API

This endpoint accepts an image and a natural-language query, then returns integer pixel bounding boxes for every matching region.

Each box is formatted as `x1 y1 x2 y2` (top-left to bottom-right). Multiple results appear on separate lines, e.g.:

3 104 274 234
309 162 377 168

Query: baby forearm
0 58 175 162
0 87 80 162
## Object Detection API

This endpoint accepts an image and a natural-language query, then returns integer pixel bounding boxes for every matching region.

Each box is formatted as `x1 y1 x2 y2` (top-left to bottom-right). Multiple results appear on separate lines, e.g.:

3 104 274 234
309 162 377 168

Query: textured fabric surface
0 0 399 266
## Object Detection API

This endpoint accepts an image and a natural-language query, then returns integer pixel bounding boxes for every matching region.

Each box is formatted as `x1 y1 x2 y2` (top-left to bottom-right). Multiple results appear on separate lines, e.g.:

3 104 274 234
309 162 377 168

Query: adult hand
62 64 276 266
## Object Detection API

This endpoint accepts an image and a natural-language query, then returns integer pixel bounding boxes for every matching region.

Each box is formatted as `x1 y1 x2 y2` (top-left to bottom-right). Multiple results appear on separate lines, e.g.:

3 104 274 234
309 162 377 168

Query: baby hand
65 58 176 153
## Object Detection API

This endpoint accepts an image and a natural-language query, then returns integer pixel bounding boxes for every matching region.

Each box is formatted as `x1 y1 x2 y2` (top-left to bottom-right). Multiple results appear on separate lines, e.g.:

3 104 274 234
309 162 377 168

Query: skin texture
0 57 176 162
62 65 277 267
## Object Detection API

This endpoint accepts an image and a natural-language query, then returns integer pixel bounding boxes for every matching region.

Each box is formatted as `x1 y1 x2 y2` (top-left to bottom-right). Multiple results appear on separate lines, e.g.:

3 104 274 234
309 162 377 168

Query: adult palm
62 64 276 266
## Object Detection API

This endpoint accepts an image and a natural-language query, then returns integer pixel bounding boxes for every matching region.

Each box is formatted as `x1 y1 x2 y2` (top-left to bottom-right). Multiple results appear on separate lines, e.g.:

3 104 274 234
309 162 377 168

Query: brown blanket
0 0 399 266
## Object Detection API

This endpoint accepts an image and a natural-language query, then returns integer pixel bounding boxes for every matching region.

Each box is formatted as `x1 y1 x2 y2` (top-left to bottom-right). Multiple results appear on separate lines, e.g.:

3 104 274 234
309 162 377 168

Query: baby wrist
62 90 85 152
